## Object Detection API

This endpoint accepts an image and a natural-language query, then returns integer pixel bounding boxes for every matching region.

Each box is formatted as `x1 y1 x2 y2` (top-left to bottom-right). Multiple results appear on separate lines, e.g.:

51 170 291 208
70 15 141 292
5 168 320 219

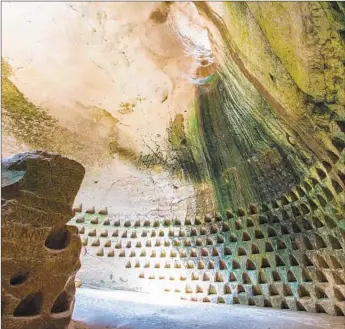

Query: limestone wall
70 155 345 315
2 1 345 316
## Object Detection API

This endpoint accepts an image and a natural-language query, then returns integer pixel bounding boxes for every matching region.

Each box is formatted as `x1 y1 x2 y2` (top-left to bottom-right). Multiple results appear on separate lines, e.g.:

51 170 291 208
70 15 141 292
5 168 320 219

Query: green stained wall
194 73 308 212
169 1 345 213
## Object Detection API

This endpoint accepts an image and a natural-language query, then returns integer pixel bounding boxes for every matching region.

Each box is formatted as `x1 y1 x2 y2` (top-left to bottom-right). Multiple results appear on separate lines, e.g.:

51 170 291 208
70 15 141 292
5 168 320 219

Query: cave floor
71 288 345 329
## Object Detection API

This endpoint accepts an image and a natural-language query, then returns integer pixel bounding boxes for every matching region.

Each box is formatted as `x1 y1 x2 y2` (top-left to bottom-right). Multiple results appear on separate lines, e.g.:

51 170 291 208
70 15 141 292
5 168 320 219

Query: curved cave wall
2 1 345 317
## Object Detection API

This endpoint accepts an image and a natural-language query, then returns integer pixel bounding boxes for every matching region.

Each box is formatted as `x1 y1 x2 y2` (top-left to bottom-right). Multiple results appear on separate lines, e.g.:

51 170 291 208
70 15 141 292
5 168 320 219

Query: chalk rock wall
68 2 345 316
1 1 212 222
70 156 345 315
1 1 345 316
1 152 85 329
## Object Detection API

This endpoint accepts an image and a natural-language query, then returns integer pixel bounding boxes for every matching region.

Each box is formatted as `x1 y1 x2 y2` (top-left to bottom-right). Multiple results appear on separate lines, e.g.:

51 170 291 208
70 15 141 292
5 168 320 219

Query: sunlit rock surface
70 288 345 329
2 1 345 316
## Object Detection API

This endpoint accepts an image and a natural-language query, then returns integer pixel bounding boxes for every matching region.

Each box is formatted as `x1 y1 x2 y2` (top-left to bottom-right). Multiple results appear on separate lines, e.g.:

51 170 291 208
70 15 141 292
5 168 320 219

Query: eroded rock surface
1 151 85 329
2 2 345 318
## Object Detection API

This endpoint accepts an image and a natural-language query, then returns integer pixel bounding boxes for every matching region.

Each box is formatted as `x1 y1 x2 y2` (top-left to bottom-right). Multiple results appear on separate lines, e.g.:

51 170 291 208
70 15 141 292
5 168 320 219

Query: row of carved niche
73 213 343 248
79 227 344 255
135 277 345 303
178 293 345 315
136 266 344 285
71 162 345 227
72 189 343 236
83 245 344 276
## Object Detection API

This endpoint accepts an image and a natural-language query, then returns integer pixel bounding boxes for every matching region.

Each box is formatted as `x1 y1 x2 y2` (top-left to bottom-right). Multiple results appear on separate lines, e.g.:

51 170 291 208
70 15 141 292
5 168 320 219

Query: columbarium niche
1 1 345 323
70 164 345 315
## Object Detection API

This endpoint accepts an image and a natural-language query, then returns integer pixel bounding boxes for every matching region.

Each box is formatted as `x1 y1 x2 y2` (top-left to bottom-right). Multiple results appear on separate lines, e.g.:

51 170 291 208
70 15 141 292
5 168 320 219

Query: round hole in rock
13 292 43 317
45 225 70 250
51 291 70 313
10 271 29 286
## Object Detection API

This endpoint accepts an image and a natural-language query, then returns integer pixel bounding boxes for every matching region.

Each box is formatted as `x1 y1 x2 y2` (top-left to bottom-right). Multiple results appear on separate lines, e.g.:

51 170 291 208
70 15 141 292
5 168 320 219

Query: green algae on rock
2 2 345 318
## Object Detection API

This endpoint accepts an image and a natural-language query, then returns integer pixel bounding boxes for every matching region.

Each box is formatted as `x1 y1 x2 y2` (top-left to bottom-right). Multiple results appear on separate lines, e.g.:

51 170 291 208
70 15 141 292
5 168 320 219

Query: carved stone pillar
1 152 85 329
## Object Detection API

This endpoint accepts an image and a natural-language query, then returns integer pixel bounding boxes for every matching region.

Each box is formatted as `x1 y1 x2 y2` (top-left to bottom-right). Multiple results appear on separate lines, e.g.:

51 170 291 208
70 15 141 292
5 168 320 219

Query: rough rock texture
188 1 345 210
71 158 345 315
2 1 345 317
1 152 85 329
2 2 345 210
